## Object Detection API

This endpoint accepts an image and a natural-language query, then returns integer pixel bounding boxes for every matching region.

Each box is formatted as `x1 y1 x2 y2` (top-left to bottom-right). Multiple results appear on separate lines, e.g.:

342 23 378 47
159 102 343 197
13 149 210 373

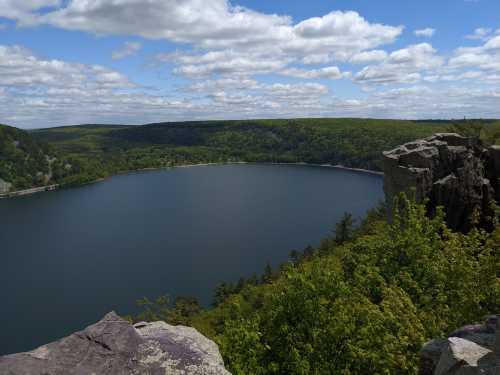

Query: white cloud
112 41 142 60
449 35 500 73
414 28 435 37
302 54 331 65
1 1 498 125
350 50 388 64
354 43 443 84
0 0 60 25
465 27 492 40
280 66 347 80
166 50 290 77
185 78 260 93
1 1 404 80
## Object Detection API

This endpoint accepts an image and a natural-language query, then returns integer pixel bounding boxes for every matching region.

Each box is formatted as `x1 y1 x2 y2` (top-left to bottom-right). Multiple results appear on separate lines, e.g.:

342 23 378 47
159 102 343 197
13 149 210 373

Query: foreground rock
0 312 231 375
383 133 500 232
420 315 500 374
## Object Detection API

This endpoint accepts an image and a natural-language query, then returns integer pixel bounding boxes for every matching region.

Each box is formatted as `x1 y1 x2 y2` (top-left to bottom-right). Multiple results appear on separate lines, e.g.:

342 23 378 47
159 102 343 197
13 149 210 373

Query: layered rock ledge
0 312 231 375
420 315 500 375
383 133 500 232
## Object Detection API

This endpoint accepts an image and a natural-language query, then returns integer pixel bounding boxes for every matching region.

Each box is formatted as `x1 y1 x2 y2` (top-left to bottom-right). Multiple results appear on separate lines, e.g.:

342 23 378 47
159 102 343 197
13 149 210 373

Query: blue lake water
0 164 383 354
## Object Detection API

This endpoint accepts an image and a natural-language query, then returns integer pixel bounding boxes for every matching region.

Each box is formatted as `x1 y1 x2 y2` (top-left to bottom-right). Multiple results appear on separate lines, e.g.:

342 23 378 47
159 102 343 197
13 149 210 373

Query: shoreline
121 161 383 176
0 184 59 199
0 162 383 199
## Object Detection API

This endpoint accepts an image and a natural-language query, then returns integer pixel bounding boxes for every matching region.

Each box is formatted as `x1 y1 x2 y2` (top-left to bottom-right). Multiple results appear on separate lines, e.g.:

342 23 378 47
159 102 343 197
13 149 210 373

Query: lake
0 164 383 355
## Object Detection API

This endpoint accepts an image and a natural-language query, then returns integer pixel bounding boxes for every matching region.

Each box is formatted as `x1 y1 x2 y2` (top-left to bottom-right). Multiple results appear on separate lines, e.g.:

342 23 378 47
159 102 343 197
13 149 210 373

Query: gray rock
383 133 499 232
0 312 231 375
420 339 448 375
419 315 500 375
435 337 493 375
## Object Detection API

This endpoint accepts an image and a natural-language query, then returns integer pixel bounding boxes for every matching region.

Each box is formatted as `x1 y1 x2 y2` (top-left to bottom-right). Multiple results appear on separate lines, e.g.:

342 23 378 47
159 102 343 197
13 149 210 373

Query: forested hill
0 124 62 192
32 119 500 184
0 124 101 193
3 118 499 191
35 119 453 172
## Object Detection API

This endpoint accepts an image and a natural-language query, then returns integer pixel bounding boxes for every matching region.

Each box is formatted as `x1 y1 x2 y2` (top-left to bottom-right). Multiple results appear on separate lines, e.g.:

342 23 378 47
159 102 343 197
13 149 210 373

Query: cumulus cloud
449 35 500 73
414 28 435 37
350 50 388 64
0 0 498 125
0 45 131 88
165 50 290 77
302 54 331 65
0 0 60 23
280 66 348 80
112 41 142 60
1 1 404 81
354 43 443 84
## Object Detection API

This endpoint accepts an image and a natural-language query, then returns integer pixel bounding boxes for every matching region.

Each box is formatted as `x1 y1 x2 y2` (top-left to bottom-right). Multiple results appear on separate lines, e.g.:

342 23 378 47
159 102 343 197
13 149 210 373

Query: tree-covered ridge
4 118 500 191
30 119 497 186
132 197 500 374
0 124 97 191
0 124 60 191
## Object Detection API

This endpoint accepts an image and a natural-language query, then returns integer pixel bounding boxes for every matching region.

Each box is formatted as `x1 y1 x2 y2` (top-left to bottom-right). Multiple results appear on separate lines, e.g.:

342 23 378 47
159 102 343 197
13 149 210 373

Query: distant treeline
2 118 500 190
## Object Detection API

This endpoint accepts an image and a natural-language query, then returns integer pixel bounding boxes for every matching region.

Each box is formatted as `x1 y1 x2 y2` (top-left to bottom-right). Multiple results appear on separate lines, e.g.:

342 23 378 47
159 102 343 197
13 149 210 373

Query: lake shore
0 184 59 199
126 161 384 176
0 162 383 199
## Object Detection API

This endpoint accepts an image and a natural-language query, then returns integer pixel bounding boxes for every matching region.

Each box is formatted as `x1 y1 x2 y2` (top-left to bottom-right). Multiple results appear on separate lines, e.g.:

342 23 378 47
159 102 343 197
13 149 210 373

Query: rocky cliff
0 312 231 375
383 133 500 232
420 315 499 375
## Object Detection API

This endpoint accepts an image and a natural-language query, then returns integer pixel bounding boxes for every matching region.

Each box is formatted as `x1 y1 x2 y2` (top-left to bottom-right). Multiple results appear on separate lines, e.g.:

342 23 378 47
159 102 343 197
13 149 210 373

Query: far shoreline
0 161 383 199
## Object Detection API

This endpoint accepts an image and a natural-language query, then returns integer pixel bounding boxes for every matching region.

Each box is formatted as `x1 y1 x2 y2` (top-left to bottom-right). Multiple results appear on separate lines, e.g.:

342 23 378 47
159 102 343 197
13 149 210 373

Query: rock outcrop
0 312 231 375
383 133 500 232
420 315 500 375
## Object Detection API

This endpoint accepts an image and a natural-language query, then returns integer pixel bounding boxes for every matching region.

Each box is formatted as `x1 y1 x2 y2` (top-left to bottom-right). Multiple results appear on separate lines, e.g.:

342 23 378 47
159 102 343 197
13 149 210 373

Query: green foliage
4 119 500 192
447 119 500 145
133 295 201 326
334 212 355 245
34 118 458 175
181 196 500 374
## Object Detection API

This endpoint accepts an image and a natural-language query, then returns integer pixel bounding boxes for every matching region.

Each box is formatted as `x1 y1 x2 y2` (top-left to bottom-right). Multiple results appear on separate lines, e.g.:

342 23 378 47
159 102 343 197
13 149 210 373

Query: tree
213 282 235 306
261 262 274 284
334 212 355 244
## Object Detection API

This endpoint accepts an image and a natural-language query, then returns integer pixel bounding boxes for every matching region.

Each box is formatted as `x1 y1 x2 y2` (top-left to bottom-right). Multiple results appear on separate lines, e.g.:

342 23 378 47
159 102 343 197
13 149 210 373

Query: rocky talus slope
0 312 231 375
383 133 500 232
420 315 499 375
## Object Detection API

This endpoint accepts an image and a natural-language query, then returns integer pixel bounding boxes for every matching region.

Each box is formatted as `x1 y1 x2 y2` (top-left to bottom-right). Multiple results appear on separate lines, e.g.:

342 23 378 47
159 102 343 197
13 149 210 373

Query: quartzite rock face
0 312 231 375
383 133 499 232
420 315 500 375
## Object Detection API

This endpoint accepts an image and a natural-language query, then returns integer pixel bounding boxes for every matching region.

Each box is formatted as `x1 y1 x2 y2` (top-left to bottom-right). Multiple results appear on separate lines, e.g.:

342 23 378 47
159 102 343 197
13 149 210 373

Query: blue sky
0 0 499 128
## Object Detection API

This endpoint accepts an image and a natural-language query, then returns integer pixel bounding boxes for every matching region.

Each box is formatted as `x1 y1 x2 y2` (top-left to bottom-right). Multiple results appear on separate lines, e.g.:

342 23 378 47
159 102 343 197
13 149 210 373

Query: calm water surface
0 164 383 354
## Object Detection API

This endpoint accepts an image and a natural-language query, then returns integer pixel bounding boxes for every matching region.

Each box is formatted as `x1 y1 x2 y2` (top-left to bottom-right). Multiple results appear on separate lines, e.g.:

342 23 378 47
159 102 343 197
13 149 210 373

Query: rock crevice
383 133 500 231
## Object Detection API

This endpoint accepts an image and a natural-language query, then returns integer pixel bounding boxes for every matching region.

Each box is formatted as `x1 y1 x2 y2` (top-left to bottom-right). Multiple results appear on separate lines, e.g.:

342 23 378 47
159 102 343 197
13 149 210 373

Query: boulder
0 312 231 375
383 133 499 232
434 337 493 375
419 315 500 375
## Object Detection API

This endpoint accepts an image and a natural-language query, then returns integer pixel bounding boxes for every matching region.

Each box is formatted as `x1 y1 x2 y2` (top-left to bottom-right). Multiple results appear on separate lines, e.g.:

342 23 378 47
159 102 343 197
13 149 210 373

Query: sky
0 0 499 128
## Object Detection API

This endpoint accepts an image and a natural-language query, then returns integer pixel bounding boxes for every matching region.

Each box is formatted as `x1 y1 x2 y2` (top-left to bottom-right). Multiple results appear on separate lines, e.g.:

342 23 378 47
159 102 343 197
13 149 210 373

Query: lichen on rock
0 312 231 375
